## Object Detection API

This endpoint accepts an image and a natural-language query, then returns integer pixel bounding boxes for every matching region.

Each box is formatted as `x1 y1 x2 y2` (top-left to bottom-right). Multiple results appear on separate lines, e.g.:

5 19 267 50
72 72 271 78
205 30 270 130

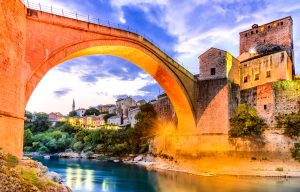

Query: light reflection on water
35 158 300 192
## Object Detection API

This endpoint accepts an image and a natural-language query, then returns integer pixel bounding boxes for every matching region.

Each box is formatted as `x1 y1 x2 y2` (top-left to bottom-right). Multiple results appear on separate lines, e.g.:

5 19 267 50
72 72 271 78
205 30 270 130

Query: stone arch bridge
0 1 207 157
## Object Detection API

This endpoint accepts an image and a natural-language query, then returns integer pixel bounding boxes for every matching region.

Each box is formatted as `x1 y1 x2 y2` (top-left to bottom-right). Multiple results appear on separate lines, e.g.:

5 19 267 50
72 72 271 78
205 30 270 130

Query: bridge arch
25 38 196 134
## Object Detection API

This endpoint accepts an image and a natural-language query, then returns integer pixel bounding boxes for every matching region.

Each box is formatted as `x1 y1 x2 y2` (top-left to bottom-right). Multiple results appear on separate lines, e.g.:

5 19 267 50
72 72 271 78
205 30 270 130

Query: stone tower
239 16 294 75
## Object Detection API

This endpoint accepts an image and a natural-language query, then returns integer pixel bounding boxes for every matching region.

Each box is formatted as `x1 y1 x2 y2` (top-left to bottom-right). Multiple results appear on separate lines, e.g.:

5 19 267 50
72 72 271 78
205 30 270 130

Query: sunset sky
25 0 300 115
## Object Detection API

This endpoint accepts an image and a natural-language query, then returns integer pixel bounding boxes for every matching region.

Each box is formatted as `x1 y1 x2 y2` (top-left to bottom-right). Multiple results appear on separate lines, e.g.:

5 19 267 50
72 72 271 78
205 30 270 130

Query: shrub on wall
277 111 300 137
229 104 266 137
291 143 300 162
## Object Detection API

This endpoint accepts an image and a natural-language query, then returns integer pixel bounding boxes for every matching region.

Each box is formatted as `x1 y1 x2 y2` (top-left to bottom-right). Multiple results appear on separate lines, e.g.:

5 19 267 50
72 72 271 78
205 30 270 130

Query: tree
134 103 157 137
84 107 100 116
229 104 266 137
24 129 33 146
277 111 300 137
68 110 77 117
30 112 51 133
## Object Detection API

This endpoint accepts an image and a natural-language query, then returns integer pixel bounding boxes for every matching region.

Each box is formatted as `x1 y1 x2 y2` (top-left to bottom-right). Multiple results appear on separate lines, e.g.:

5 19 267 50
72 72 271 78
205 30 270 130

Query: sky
25 0 300 115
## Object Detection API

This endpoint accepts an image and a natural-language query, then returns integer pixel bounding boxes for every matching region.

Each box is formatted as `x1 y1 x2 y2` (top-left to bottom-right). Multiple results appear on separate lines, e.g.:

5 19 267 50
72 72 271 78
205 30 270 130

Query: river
35 158 300 192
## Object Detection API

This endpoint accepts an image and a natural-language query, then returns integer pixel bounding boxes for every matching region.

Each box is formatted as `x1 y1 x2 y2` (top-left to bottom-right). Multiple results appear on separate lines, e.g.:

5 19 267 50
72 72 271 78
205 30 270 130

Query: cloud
53 88 72 98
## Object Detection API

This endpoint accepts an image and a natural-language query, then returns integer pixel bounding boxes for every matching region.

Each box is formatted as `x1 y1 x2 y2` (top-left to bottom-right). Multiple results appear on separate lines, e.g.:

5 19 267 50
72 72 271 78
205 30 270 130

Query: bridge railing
21 0 196 80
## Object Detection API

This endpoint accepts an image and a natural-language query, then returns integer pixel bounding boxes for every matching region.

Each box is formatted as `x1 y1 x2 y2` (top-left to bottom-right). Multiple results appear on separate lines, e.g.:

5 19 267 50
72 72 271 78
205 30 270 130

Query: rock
134 155 144 162
59 152 81 158
144 154 155 162
44 155 50 159
65 149 73 153
36 162 49 176
45 171 63 183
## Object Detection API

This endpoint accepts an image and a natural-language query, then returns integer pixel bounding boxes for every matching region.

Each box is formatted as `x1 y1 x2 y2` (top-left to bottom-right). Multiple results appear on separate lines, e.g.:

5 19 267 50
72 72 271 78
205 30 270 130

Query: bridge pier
0 0 27 158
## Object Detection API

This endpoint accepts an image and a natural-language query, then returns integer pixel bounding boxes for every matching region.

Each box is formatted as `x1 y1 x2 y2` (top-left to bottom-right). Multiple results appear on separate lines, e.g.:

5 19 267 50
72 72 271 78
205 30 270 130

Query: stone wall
195 78 229 134
273 81 300 117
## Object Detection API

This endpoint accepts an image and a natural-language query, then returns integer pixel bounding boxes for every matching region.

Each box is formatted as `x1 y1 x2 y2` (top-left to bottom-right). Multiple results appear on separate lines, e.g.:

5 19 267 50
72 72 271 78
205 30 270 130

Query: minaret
72 98 75 111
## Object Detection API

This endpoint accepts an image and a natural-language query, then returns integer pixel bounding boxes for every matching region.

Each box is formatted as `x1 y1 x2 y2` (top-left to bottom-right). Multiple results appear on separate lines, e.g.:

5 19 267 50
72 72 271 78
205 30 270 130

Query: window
266 71 271 78
264 105 267 110
245 33 247 37
281 52 285 62
251 31 254 34
268 25 271 29
280 21 283 25
255 74 259 81
243 76 248 83
210 68 216 75
256 30 258 33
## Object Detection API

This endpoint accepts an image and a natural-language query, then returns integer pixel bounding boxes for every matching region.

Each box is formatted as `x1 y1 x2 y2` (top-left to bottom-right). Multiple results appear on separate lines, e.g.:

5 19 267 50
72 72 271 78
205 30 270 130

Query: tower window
243 76 248 83
210 68 216 75
255 74 259 81
281 52 285 62
266 71 271 78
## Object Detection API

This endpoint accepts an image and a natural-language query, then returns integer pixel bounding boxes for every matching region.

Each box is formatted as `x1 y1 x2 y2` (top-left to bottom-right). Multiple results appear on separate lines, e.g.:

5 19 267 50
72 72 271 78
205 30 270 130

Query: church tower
72 99 75 111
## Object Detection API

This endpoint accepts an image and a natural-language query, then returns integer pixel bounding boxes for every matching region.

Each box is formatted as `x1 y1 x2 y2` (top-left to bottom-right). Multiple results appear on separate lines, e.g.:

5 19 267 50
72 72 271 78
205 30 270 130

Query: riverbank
0 151 70 192
26 151 300 178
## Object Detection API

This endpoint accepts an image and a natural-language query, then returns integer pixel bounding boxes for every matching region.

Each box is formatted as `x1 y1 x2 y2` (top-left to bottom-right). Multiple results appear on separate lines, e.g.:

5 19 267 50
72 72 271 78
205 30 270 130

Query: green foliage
24 104 157 156
277 112 300 137
229 104 266 137
5 154 19 167
275 167 284 171
30 112 51 133
24 129 33 146
291 143 300 162
68 110 77 117
73 141 84 152
84 107 100 116
38 145 49 154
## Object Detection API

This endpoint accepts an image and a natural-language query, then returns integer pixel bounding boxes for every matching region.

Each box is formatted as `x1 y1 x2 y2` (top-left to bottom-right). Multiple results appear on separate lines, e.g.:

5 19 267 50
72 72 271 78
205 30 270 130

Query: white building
75 108 86 117
107 116 121 126
128 107 140 127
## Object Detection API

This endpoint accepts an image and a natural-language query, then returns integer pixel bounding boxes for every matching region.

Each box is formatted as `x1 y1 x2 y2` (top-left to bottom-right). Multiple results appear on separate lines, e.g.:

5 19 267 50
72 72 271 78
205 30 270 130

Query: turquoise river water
35 158 300 192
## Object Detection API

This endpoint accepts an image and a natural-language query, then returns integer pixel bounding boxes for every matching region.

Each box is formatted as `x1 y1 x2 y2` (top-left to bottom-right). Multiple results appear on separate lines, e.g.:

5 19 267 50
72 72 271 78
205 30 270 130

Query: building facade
197 16 296 130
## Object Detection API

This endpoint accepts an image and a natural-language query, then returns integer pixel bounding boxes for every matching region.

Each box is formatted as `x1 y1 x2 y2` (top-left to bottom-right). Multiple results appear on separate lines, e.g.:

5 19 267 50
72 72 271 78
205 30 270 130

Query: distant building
72 99 75 111
116 96 136 117
107 115 121 126
48 112 64 122
108 106 116 114
75 108 86 117
128 106 140 127
98 104 115 113
136 100 146 106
